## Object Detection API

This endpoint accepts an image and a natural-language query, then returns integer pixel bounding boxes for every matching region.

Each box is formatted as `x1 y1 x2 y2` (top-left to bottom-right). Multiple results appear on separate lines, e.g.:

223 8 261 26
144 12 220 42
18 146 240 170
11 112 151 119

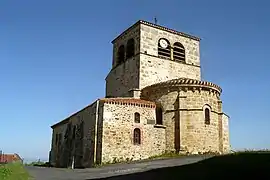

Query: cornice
111 20 201 44
100 98 156 108
142 78 222 95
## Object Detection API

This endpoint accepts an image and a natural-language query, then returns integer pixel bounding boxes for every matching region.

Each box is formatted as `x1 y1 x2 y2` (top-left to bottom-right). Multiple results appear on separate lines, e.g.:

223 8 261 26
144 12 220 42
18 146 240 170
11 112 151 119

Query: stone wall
50 100 101 168
112 24 140 68
142 84 224 154
222 113 230 153
139 23 201 88
105 56 140 98
105 23 141 98
100 98 166 163
139 54 201 89
50 122 67 167
106 21 202 97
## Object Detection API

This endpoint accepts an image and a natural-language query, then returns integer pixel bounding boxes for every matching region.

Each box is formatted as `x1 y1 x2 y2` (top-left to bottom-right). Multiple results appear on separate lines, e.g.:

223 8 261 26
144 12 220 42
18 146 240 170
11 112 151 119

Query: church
49 20 230 168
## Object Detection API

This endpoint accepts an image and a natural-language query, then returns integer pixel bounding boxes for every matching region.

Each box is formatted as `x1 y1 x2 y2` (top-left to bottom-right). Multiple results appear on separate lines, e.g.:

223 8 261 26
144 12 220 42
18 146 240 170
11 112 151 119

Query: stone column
170 45 174 60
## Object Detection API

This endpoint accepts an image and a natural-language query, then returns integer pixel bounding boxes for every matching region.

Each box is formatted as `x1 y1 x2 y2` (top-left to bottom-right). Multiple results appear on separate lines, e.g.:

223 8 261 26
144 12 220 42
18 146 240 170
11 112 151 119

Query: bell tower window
173 42 185 62
158 38 171 59
126 38 135 59
117 45 125 65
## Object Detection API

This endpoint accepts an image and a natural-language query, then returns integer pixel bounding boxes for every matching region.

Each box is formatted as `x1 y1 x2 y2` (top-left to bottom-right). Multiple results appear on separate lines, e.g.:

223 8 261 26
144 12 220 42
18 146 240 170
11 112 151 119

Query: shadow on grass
94 152 270 180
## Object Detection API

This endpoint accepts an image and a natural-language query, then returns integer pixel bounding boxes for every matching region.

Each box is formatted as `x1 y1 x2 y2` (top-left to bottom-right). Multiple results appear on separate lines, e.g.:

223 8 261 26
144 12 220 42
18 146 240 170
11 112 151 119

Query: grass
0 162 31 180
95 151 270 179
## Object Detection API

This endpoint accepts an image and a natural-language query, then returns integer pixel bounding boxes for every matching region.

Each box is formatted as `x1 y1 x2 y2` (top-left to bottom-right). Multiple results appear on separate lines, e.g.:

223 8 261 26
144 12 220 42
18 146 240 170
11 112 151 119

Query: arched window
126 38 135 59
134 112 140 123
156 105 163 125
134 128 141 145
173 42 185 62
158 38 171 59
205 108 210 125
117 45 125 65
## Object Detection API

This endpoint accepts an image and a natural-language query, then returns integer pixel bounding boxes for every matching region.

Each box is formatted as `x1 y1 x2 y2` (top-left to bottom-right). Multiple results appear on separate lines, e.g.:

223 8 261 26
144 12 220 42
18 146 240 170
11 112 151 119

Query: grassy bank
0 162 31 180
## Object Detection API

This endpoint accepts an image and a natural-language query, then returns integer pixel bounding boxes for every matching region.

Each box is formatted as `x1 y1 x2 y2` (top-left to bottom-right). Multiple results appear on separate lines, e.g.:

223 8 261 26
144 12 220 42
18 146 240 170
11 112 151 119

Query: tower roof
111 20 201 44
141 78 222 94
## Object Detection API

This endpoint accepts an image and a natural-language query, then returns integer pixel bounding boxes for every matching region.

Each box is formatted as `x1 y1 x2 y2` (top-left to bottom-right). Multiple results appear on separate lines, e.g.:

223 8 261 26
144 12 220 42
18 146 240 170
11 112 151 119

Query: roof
100 98 156 108
0 154 22 163
51 99 98 129
111 20 201 44
142 78 222 94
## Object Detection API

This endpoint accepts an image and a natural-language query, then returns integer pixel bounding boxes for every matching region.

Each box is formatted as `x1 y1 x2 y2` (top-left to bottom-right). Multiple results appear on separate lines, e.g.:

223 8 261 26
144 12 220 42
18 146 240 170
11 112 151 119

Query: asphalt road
25 155 212 180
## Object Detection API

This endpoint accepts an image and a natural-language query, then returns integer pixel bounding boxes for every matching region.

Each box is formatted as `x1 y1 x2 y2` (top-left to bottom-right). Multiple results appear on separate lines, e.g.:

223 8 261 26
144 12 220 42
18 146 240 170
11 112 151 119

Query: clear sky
1 0 270 161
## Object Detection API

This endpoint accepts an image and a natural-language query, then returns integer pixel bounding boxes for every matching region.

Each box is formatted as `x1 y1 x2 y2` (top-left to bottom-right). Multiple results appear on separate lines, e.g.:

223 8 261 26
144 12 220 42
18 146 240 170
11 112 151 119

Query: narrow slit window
72 126 76 139
156 106 163 125
126 38 135 59
134 128 141 145
134 112 140 123
205 108 210 125
117 45 125 65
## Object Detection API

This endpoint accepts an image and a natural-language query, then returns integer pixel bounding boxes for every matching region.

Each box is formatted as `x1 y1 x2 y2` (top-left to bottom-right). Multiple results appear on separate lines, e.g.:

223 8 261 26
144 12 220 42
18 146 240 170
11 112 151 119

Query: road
25 155 212 180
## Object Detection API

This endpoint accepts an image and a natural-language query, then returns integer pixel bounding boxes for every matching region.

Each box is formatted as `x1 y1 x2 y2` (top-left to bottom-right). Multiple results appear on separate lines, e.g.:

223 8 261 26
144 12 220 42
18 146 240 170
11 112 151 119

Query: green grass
0 162 31 180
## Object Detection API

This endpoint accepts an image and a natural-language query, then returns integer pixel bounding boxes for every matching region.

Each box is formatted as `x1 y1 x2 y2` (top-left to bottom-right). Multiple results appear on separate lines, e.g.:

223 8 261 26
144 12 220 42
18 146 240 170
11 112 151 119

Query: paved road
25 155 213 180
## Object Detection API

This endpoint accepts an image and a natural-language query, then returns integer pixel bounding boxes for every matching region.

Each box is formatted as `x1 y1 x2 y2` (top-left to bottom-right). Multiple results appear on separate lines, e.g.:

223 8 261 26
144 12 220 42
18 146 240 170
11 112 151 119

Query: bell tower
105 21 141 98
105 20 201 98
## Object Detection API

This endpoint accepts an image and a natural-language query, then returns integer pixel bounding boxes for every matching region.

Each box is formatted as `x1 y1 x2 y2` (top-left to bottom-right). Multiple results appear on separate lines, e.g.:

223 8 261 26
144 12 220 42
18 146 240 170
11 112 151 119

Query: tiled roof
142 78 222 94
111 20 201 44
0 154 22 163
100 98 156 108
51 100 98 129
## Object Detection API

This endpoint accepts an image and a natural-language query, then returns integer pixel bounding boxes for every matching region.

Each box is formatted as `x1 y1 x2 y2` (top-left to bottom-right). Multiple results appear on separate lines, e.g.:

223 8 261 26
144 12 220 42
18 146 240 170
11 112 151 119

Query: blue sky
1 0 270 161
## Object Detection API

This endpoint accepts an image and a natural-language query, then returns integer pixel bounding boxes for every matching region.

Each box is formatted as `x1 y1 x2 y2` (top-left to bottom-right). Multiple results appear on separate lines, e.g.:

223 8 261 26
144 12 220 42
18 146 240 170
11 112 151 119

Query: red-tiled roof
0 154 22 163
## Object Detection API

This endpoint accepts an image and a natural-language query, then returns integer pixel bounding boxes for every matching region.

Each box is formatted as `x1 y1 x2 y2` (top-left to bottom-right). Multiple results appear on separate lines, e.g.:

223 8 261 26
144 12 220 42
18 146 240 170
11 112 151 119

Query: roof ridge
111 20 201 44
143 78 222 93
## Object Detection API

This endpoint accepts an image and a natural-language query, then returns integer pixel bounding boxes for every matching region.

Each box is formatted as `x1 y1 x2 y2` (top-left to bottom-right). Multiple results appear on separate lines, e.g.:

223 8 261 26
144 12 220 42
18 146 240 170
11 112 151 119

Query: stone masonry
49 20 230 168
141 78 230 154
101 98 165 163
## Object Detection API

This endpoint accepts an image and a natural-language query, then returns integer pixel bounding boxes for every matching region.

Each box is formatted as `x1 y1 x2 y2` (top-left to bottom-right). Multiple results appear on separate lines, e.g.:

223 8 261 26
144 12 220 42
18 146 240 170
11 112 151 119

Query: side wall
139 54 201 89
222 113 230 153
50 123 67 167
101 102 166 163
105 56 140 97
50 101 101 168
105 23 141 98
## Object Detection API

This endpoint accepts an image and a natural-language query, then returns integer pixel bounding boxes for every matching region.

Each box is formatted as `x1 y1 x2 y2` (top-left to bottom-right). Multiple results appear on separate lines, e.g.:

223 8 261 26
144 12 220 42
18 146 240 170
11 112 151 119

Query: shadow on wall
96 106 104 165
92 152 270 180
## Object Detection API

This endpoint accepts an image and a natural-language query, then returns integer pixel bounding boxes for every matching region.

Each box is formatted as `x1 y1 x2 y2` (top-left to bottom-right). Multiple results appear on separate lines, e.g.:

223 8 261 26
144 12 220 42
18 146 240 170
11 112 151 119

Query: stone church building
49 20 230 168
